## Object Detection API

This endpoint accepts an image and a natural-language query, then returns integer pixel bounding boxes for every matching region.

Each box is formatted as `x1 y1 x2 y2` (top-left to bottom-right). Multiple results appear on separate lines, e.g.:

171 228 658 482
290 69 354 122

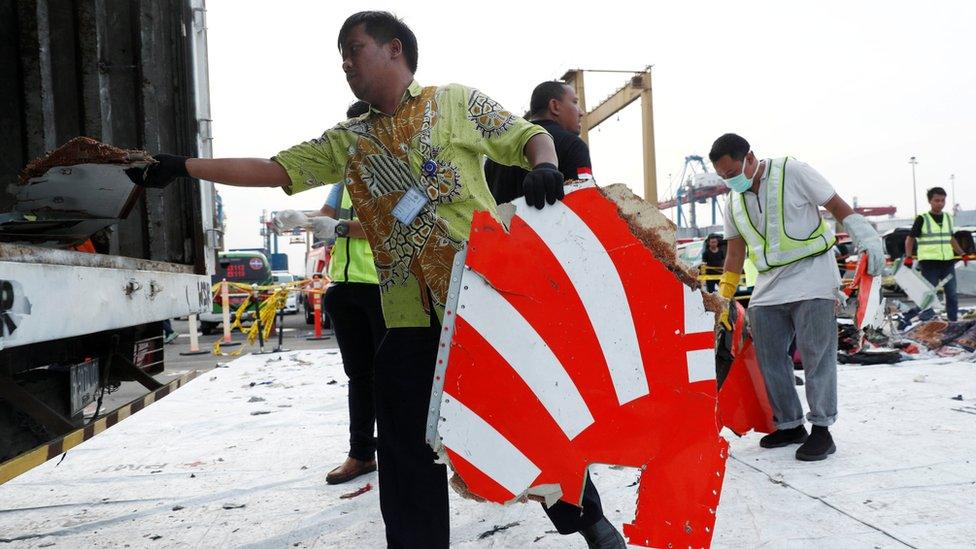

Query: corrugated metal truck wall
0 0 208 273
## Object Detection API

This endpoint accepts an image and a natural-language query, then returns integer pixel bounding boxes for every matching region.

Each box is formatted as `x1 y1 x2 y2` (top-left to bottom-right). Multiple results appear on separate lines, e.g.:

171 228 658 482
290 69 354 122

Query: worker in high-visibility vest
904 186 966 321
710 133 884 462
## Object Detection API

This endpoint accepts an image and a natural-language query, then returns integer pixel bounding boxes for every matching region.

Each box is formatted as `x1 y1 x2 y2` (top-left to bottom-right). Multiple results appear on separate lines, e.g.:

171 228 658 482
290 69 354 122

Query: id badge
392 187 428 226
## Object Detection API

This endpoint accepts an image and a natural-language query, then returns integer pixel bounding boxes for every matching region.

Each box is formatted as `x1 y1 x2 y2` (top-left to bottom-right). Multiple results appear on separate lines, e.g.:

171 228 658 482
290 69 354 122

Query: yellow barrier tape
212 281 315 356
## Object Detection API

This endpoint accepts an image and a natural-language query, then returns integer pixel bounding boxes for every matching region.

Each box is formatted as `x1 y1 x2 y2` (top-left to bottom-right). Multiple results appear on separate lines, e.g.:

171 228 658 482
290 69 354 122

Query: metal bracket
425 245 467 450
109 337 163 392
123 279 141 297
148 280 163 300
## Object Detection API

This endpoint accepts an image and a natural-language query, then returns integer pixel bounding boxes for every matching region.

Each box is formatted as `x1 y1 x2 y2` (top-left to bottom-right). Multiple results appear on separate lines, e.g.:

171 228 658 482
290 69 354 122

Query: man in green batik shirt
127 10 613 549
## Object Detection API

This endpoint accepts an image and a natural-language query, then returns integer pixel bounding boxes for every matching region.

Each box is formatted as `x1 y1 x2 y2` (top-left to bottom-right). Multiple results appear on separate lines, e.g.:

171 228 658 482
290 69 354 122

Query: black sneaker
796 425 836 461
759 425 808 448
581 517 626 549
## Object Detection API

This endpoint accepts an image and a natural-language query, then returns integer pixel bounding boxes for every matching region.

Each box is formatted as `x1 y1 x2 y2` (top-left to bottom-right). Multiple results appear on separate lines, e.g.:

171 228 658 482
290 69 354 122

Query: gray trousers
748 299 838 429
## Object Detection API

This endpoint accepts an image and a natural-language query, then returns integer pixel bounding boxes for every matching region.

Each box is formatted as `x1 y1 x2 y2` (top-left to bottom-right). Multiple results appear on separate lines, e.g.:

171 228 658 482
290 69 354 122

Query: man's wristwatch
335 221 350 238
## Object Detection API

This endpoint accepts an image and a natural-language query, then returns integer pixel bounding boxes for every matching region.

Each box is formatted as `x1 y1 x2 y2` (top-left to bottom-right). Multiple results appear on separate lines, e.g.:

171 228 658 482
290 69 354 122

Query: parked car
272 271 299 314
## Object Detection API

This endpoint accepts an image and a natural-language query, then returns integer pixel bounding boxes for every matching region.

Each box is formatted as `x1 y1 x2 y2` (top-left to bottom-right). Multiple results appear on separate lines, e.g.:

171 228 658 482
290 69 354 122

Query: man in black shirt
700 234 726 293
904 186 966 320
485 81 591 204
483 81 624 549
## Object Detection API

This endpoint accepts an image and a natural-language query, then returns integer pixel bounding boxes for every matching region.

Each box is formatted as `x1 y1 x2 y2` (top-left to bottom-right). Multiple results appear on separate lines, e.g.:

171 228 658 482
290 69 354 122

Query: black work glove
125 154 189 188
522 162 565 209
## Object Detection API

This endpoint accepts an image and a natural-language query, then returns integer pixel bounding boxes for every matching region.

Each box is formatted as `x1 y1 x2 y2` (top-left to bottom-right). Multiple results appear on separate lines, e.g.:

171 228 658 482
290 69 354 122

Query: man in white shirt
709 133 883 461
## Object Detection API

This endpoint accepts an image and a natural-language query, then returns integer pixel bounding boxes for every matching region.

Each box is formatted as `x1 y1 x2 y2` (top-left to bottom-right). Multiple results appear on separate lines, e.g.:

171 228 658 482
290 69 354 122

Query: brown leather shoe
325 457 376 485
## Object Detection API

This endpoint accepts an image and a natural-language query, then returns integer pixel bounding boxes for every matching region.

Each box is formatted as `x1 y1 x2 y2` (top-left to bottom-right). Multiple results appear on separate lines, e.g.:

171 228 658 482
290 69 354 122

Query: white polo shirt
723 158 841 307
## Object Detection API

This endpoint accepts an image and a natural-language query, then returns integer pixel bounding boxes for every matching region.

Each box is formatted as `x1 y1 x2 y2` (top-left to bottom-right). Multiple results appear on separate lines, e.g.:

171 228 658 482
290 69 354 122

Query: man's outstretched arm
186 158 290 187
132 154 291 188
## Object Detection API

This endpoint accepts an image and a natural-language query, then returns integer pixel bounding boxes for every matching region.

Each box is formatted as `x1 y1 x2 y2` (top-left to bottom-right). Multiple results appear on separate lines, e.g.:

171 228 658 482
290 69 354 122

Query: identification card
392 187 428 226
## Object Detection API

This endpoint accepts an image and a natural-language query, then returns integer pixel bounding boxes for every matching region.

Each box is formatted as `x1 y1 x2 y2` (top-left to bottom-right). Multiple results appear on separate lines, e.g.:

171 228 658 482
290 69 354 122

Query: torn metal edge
425 245 468 451
496 180 597 230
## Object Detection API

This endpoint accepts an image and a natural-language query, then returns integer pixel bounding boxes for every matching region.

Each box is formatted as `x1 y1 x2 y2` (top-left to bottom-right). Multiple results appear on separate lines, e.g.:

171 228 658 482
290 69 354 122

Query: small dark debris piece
251 410 272 416
190 474 196 478
248 396 266 403
222 503 246 510
952 395 964 401
478 521 520 540
327 379 338 385
300 465 308 470
533 535 545 543
148 535 162 541
172 505 184 511
150 470 162 474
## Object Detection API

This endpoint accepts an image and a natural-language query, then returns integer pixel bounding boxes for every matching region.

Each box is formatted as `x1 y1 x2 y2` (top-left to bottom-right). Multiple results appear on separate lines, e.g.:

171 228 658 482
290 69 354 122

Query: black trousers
373 318 449 548
544 473 605 534
920 260 959 321
323 283 385 461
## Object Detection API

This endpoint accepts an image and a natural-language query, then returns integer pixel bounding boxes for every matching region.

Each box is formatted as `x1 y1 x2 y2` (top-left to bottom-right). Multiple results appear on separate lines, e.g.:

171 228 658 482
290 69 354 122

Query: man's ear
388 38 403 60
549 97 561 116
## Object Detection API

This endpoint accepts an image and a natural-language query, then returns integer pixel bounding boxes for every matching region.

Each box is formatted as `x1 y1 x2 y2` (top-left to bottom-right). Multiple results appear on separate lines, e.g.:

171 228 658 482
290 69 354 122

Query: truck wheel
200 321 218 335
0 371 72 462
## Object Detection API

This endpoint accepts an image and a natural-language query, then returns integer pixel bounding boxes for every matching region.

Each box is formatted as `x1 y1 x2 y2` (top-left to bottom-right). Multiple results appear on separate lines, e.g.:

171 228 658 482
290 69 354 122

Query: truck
0 0 216 463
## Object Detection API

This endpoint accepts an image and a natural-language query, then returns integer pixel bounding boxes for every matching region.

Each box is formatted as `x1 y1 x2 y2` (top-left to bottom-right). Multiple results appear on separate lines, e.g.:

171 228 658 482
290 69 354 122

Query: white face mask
723 153 762 193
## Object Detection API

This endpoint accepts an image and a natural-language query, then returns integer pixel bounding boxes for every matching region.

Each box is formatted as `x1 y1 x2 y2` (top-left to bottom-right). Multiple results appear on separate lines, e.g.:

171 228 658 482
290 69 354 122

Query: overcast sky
205 0 976 273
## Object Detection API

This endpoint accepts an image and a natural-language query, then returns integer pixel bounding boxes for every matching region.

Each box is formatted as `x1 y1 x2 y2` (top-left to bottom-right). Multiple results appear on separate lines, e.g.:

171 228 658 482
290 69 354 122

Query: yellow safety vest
917 212 954 261
729 157 836 273
328 184 379 284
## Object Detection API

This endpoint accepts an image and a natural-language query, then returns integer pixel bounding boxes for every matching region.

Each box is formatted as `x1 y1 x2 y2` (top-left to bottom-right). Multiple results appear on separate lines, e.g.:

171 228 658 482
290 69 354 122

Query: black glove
522 162 565 209
126 154 189 188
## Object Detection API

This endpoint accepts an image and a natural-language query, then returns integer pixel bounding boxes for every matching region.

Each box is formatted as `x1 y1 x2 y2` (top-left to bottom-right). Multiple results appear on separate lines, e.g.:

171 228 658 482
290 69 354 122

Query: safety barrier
210 277 330 355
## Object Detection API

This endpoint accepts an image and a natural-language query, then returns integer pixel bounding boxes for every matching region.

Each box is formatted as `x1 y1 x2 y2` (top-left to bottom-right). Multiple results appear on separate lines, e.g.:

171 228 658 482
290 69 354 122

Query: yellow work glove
717 271 741 330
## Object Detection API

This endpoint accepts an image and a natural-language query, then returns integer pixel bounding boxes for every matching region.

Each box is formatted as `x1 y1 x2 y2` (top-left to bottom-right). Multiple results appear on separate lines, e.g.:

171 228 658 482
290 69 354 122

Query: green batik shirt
273 80 546 328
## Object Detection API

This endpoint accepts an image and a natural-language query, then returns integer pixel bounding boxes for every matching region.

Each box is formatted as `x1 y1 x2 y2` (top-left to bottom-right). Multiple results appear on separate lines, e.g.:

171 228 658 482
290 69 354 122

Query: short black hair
529 81 570 118
337 11 418 74
708 133 750 163
927 187 947 200
346 100 370 118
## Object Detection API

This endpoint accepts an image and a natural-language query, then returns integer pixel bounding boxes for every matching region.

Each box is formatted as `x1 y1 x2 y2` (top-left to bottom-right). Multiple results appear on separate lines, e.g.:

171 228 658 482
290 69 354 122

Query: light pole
950 173 956 213
909 156 919 216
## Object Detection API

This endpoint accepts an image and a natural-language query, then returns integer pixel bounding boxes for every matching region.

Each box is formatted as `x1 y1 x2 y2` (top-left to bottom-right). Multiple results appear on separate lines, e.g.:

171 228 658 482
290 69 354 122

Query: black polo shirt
484 119 591 204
